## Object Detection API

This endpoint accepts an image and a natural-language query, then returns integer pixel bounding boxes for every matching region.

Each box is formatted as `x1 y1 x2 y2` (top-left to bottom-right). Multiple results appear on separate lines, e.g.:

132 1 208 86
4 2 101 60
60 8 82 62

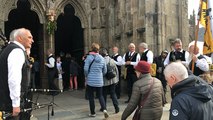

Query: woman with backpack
99 48 120 114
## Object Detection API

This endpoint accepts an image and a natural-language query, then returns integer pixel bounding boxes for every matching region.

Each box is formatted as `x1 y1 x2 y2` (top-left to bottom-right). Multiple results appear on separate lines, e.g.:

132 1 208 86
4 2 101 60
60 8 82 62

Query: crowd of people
0 28 213 120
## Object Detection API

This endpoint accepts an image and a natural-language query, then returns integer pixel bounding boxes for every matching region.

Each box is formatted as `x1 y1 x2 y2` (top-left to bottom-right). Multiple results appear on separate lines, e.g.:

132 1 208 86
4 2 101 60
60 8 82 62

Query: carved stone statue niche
100 9 106 28
99 0 106 8
91 9 99 29
90 0 97 9
47 0 55 9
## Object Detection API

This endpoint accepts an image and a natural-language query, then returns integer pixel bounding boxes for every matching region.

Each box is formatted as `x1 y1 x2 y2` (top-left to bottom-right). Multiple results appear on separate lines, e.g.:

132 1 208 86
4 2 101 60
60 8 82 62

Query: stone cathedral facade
0 0 189 87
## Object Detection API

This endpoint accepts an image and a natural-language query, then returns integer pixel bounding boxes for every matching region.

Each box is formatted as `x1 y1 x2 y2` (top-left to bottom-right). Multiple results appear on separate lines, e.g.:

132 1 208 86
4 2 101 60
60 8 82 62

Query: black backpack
105 58 117 80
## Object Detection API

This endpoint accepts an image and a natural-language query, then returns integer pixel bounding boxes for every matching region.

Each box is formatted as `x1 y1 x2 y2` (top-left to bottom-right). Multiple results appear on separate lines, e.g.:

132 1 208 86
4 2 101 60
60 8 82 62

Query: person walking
84 43 109 118
100 48 120 114
122 61 164 120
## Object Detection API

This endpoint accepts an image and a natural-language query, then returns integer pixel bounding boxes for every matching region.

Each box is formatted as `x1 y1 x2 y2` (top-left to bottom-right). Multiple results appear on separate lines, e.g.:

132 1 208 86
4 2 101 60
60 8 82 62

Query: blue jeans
103 84 119 110
87 85 106 114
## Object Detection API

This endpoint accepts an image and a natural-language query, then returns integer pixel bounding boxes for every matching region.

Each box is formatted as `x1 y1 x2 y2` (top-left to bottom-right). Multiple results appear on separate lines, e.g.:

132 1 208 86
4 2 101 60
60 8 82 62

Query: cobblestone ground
31 89 170 120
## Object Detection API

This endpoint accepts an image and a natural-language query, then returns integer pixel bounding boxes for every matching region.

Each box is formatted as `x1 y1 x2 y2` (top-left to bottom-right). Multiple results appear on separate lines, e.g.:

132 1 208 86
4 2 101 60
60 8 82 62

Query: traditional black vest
140 50 149 61
0 43 29 111
189 55 206 76
125 52 138 74
46 55 58 78
112 54 121 76
169 50 186 62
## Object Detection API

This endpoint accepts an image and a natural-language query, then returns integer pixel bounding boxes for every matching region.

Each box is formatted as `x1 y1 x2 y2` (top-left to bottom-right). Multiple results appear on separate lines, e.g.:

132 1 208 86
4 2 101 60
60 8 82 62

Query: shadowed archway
4 0 42 57
4 0 43 88
55 4 84 88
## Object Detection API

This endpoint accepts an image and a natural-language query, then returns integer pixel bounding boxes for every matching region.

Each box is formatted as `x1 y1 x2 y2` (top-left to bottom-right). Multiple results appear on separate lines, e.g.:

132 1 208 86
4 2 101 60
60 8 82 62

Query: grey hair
173 38 182 45
9 29 17 41
164 61 188 81
13 28 30 41
139 42 148 49
128 43 135 48
99 48 108 57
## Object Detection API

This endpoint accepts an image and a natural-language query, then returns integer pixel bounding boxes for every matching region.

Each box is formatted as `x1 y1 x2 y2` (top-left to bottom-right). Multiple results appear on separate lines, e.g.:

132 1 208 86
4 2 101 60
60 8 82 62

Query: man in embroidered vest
0 28 34 119
45 49 58 95
188 45 209 76
122 43 140 103
164 38 190 66
112 46 122 99
138 42 154 64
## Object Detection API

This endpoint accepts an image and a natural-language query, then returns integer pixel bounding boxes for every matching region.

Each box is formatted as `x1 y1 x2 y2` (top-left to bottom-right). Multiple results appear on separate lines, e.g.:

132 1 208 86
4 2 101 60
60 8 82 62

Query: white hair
164 61 188 81
128 43 135 48
13 28 30 41
9 29 17 41
139 42 148 49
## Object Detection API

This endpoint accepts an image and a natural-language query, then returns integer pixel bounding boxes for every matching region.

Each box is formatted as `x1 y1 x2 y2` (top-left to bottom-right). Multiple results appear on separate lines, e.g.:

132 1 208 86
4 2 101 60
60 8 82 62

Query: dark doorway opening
5 0 42 57
55 4 84 88
5 0 42 88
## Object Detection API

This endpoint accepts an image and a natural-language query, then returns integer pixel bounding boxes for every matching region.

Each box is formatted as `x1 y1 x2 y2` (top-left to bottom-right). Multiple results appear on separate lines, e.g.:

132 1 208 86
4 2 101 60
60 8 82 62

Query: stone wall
0 0 189 88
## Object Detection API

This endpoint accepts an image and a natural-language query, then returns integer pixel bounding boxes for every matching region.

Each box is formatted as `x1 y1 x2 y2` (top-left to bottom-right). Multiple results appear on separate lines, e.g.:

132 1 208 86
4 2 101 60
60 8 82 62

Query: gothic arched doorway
55 4 84 88
5 0 43 87
5 0 42 57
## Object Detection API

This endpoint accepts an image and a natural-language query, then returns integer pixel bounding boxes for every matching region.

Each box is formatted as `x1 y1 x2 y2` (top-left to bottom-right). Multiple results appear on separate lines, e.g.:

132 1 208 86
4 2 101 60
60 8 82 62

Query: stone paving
31 89 170 120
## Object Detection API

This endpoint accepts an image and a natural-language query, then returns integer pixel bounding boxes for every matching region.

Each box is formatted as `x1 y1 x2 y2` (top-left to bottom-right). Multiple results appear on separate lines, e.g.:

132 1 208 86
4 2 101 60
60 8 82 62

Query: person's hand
125 61 131 65
192 54 198 62
12 107 20 116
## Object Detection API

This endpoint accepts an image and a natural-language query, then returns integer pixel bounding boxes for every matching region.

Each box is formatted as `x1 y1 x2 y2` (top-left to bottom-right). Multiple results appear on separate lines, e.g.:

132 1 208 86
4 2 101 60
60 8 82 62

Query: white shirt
112 53 123 66
164 49 190 66
194 54 209 72
143 49 154 64
122 51 141 66
8 41 25 107
46 54 55 68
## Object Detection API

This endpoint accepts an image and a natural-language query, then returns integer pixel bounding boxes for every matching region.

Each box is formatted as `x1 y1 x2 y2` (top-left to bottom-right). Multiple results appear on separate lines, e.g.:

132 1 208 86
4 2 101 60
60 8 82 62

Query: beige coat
103 56 119 86
122 74 163 120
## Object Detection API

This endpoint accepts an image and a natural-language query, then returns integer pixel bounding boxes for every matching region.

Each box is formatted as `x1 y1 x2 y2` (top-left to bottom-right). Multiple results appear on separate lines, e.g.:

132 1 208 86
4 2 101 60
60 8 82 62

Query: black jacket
170 75 213 120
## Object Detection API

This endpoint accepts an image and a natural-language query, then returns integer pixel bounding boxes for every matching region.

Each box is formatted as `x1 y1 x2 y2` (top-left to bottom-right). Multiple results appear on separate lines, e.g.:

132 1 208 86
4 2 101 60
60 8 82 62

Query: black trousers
103 84 119 110
126 73 137 101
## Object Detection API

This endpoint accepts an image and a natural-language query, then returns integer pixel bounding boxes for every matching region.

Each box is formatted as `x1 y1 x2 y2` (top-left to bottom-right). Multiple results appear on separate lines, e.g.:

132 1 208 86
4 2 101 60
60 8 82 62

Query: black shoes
115 107 120 113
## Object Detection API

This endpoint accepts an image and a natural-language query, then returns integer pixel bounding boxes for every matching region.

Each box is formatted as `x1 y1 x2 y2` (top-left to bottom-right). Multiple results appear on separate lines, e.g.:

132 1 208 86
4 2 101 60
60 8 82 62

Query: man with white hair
188 45 209 76
164 38 190 66
164 62 213 120
138 42 154 64
122 43 140 103
0 28 34 119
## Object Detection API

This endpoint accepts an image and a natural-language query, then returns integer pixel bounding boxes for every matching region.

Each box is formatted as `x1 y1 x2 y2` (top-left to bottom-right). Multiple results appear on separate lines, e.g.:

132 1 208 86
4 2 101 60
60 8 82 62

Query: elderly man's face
129 45 135 52
18 30 34 49
139 46 145 53
112 47 118 54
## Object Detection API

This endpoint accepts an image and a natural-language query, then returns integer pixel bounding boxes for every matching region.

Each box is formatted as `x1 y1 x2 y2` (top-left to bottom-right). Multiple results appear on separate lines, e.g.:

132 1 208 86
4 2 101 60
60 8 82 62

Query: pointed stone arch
55 0 90 52
3 0 45 24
